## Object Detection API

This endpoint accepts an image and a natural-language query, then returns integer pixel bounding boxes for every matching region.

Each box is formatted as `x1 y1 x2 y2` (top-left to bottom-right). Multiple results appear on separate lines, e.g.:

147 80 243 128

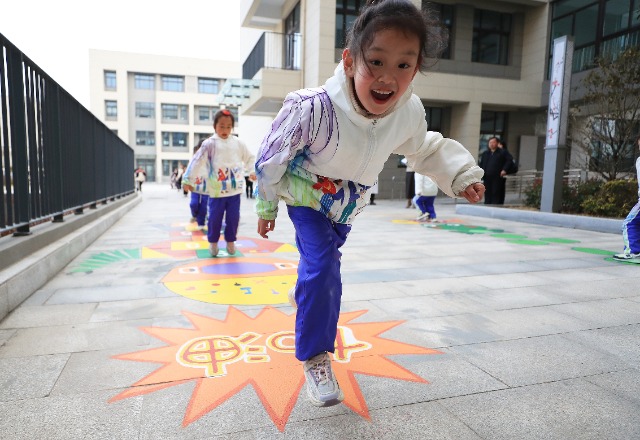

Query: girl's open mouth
371 89 394 103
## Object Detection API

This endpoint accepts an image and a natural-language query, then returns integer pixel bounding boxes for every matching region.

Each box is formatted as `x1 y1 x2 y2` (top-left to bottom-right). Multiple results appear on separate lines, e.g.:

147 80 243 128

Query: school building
88 50 274 183
238 0 640 198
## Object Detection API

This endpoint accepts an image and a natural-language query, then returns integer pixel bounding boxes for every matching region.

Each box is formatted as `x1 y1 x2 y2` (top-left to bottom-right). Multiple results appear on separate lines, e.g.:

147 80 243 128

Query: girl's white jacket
255 62 483 222
415 173 439 197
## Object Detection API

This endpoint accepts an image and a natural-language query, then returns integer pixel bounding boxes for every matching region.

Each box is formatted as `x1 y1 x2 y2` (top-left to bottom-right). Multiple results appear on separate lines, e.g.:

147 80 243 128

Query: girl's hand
460 182 485 203
183 184 194 192
258 218 275 239
249 173 257 181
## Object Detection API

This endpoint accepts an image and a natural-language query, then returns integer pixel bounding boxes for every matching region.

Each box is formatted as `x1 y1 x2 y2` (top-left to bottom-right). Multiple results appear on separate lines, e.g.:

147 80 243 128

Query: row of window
335 1 509 65
551 0 640 72
335 1 640 71
104 101 237 123
135 131 212 147
104 71 221 93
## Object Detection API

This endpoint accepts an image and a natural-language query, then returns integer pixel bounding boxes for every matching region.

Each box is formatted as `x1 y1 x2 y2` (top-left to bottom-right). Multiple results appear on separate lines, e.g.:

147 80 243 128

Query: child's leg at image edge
287 206 351 361
622 201 640 254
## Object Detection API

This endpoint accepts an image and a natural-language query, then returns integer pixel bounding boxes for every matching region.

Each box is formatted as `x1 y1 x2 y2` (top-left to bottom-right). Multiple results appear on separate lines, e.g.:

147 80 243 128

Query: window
335 0 365 48
472 9 512 65
424 107 443 132
478 111 507 155
162 131 188 147
135 102 155 118
550 0 640 74
422 2 455 59
105 100 117 119
196 133 211 144
161 104 188 122
198 78 219 94
195 105 219 123
134 74 155 90
161 75 184 92
285 3 302 69
136 131 155 146
225 107 239 122
104 71 116 90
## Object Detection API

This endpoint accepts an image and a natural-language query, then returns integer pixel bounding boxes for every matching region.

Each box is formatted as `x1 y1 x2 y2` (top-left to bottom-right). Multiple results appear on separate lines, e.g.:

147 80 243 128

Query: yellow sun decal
161 257 299 305
109 307 441 431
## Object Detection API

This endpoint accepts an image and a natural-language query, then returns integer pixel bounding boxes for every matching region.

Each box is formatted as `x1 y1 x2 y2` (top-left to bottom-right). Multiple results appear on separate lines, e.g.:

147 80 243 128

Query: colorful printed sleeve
182 139 214 195
254 93 308 219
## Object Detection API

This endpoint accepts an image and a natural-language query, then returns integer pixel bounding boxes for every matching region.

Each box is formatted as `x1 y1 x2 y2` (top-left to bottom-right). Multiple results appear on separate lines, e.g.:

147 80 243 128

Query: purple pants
207 195 240 244
287 206 351 361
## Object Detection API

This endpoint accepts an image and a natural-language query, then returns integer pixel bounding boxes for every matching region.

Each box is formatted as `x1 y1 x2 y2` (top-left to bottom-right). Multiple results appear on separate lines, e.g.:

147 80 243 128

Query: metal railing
505 168 590 199
243 32 302 79
1 33 134 237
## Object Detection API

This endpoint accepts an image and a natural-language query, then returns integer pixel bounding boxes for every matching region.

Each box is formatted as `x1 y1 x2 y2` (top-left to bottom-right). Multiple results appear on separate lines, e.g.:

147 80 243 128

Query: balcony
239 32 302 116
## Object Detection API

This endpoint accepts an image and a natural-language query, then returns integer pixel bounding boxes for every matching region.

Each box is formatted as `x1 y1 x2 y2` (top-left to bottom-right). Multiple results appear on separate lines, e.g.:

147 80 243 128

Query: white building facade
89 50 273 182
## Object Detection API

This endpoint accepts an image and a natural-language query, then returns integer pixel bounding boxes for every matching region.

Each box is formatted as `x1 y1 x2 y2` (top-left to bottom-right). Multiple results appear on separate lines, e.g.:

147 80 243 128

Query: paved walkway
1 183 638 439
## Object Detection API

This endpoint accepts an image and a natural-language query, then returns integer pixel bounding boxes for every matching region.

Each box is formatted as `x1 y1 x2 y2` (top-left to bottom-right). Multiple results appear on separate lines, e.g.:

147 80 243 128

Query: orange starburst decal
109 307 441 431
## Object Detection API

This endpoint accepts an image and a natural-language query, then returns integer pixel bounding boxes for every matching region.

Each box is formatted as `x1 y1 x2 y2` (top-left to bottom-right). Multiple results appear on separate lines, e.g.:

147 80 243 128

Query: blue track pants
621 200 640 254
287 206 351 361
207 195 240 244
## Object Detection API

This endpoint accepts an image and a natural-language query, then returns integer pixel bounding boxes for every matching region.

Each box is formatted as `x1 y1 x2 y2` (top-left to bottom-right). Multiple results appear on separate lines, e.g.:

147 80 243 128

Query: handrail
0 33 135 237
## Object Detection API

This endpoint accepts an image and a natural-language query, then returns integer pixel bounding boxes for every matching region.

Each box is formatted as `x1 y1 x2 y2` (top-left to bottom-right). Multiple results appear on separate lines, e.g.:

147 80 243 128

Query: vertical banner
541 36 574 213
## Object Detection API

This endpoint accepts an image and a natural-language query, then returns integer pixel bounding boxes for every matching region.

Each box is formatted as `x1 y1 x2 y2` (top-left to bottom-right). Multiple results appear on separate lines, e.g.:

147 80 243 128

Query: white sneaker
288 287 297 309
613 252 640 261
226 242 236 255
303 352 344 407
209 243 218 257
415 212 429 222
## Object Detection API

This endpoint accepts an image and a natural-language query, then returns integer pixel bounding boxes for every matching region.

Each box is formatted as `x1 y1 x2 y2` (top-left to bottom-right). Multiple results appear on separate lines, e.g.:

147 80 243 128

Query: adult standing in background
479 136 512 205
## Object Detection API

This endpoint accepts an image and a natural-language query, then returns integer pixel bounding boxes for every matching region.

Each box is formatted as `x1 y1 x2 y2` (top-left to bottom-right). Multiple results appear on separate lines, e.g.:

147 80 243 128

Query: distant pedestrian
478 136 513 205
134 166 146 192
413 172 438 221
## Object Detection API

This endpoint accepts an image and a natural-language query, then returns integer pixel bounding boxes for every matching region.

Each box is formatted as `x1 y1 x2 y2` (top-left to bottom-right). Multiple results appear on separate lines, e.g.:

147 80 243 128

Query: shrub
561 179 603 214
581 179 638 218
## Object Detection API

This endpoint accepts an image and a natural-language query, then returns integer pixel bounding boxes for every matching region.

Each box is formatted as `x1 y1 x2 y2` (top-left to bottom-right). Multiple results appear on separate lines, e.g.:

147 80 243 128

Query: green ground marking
571 247 618 255
70 249 141 273
507 239 549 246
539 238 581 244
490 233 528 239
604 257 640 264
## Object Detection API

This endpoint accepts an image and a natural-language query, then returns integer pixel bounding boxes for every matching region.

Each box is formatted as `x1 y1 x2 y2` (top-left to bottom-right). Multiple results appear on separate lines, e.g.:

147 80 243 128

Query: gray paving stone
449 333 631 387
0 390 142 440
561 324 640 366
440 378 640 440
0 303 96 329
548 298 640 327
0 319 153 357
583 369 640 405
0 354 69 401
280 400 483 440
46 284 166 305
0 329 16 347
51 348 159 396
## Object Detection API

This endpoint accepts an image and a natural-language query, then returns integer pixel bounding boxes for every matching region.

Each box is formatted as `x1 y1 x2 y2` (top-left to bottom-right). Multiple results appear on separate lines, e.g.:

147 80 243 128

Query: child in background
255 0 485 408
413 172 438 221
182 109 256 256
188 139 209 230
613 136 640 261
